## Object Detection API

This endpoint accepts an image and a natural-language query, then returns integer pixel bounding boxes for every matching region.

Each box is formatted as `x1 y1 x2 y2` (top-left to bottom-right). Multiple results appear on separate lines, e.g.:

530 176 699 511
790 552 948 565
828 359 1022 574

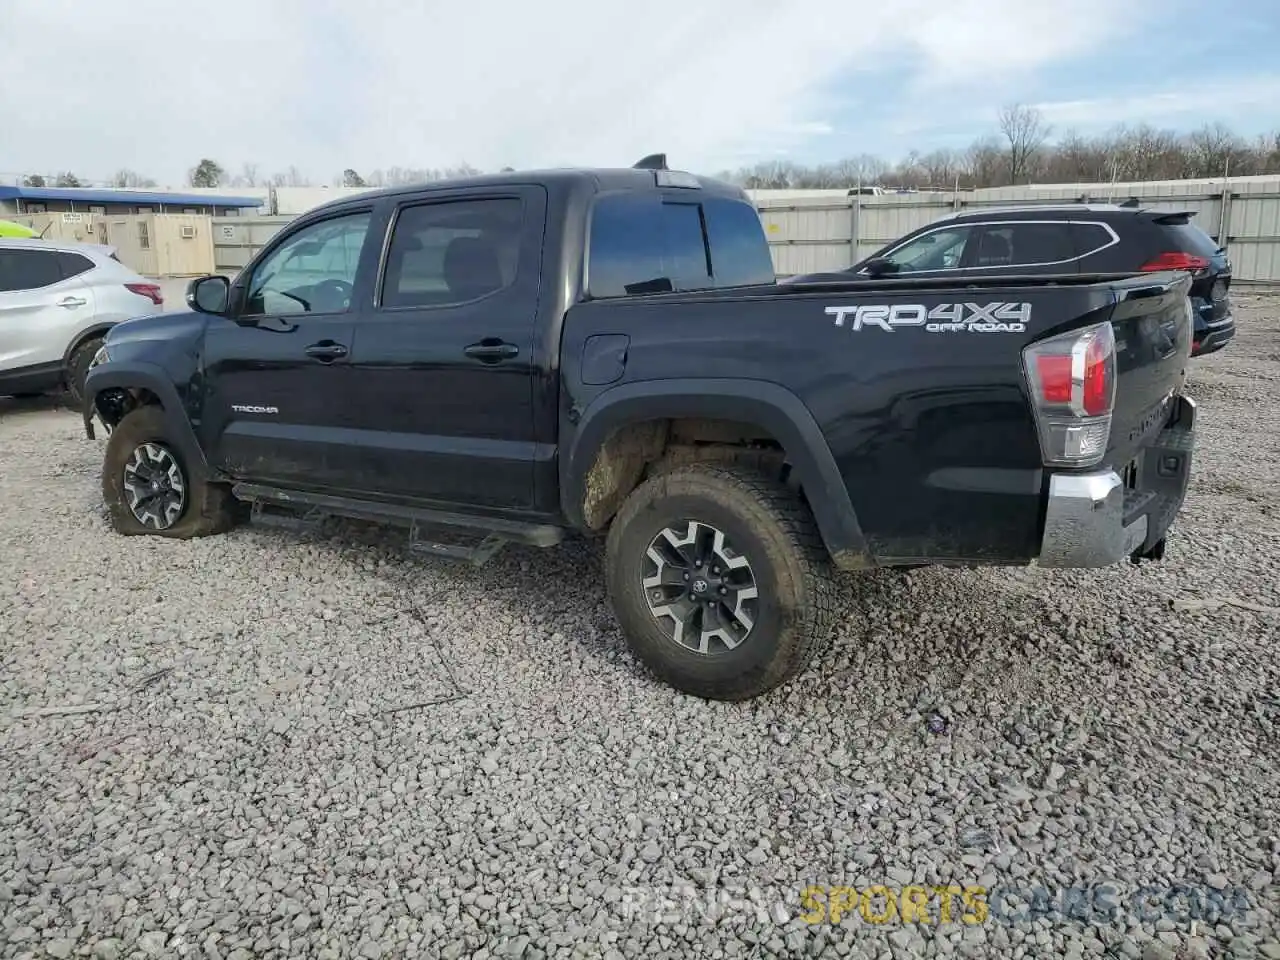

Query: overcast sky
2 0 1277 186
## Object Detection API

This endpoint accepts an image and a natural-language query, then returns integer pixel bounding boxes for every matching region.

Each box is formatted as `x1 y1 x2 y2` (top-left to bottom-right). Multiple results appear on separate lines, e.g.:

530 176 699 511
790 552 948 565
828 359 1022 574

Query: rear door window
967 222 1076 269
0 249 64 292
380 197 524 309
1008 222 1075 266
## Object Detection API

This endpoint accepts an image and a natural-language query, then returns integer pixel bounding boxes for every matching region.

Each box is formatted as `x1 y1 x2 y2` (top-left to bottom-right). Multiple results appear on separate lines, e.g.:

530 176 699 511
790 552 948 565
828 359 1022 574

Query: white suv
0 238 164 404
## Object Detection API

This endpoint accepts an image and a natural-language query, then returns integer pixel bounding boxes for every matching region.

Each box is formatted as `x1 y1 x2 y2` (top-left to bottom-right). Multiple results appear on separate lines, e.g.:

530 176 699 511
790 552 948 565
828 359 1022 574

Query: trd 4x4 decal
825 302 1031 333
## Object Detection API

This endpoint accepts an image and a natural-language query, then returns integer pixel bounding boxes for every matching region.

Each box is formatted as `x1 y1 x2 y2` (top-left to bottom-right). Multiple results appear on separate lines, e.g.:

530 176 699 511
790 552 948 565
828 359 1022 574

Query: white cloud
0 0 1158 184
1034 75 1280 130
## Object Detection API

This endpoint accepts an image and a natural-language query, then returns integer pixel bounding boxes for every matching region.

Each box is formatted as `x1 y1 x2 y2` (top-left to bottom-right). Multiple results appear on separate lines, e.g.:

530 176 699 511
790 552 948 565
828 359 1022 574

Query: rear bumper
1038 395 1196 568
1192 314 1235 356
1191 300 1235 356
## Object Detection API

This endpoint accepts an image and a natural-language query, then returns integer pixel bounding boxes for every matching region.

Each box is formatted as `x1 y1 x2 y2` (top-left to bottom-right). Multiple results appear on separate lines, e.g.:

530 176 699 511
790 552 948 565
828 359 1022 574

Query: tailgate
1104 271 1193 466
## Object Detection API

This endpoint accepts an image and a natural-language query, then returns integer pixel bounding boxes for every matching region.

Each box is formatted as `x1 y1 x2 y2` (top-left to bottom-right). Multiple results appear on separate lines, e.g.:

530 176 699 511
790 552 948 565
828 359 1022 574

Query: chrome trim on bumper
1038 471 1148 568
1039 393 1195 568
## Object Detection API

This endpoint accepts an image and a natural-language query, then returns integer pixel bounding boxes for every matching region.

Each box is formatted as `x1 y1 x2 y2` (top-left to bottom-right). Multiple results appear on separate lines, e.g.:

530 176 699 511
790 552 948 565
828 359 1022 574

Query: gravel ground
2 297 1279 960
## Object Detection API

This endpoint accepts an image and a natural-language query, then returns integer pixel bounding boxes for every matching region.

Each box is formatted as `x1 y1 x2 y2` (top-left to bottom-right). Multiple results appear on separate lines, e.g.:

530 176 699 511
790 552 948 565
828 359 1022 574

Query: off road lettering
826 301 1031 333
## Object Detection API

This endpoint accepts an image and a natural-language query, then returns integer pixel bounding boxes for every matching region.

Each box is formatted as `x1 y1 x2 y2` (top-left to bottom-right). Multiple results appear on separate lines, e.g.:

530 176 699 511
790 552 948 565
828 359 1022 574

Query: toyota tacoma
83 156 1197 701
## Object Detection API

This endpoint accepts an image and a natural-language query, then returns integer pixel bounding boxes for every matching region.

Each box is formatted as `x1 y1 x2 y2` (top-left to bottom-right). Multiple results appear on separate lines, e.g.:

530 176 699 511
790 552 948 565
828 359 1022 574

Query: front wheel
102 406 241 539
605 463 836 701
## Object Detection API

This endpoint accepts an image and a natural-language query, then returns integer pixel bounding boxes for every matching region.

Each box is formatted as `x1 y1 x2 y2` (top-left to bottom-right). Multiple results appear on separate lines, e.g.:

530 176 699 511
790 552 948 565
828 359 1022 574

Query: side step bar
233 483 565 566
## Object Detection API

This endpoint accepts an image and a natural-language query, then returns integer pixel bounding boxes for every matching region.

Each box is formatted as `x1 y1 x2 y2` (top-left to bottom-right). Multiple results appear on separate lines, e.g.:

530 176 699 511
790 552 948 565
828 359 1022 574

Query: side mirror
187 275 230 315
862 257 899 277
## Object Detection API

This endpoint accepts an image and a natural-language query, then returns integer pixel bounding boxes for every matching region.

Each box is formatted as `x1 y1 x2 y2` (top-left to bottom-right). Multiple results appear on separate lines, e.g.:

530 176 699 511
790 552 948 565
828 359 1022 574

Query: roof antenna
633 153 668 171
1119 196 1140 208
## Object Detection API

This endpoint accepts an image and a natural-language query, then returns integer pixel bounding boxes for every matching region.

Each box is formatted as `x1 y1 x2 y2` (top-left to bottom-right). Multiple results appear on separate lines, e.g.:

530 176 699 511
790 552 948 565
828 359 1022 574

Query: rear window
1157 219 1222 257
56 251 95 280
703 197 777 287
1070 223 1117 257
587 192 775 298
660 203 712 289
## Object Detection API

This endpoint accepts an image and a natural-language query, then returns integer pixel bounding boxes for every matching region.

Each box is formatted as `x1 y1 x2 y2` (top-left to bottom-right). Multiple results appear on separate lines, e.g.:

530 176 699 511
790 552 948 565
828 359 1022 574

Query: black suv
836 203 1234 356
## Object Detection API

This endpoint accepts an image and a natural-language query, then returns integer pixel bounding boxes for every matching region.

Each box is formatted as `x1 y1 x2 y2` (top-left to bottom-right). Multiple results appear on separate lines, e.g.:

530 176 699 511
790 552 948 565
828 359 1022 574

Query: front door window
245 212 372 316
881 226 973 273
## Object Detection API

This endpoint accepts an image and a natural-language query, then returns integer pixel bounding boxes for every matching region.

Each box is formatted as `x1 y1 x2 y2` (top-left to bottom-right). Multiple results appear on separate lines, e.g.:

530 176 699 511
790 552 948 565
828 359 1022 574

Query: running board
233 483 565 565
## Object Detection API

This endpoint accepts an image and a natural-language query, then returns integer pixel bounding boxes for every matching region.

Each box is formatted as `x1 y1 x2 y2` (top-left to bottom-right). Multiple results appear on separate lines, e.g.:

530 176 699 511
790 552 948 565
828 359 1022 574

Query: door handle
463 340 519 363
304 341 348 362
57 296 88 308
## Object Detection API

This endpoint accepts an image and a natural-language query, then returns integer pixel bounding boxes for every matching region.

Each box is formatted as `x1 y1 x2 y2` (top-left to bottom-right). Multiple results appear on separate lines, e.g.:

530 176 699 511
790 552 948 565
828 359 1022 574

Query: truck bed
563 269 1193 564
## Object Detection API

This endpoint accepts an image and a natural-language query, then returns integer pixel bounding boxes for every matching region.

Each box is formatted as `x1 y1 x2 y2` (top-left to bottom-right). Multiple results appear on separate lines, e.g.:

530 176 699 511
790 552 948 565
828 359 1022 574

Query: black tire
102 406 241 539
63 335 102 409
605 463 836 701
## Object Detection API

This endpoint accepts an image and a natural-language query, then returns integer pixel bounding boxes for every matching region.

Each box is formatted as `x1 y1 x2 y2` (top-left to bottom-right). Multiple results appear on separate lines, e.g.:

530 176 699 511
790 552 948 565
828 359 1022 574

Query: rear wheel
605 463 836 701
102 406 241 539
64 335 102 408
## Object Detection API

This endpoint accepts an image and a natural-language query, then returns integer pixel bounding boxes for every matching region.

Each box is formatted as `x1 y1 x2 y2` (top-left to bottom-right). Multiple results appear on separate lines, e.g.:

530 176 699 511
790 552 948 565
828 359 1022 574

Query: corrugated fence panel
769 244 859 276
757 200 854 276
1228 193 1280 282
211 216 294 274
856 202 950 248
757 183 1280 282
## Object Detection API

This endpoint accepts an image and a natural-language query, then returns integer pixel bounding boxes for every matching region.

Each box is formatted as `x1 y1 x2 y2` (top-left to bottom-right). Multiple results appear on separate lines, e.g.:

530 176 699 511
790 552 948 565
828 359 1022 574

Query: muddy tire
102 406 241 539
605 463 836 701
64 336 102 409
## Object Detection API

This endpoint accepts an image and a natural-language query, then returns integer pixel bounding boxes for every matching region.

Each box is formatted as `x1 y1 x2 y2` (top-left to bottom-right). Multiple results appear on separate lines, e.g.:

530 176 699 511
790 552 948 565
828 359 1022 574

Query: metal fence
212 179 1280 284
211 216 294 276
757 180 1280 282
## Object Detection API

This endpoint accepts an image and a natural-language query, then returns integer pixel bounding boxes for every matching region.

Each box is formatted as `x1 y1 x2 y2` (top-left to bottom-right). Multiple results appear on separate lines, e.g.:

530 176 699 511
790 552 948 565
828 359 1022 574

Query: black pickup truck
82 157 1197 701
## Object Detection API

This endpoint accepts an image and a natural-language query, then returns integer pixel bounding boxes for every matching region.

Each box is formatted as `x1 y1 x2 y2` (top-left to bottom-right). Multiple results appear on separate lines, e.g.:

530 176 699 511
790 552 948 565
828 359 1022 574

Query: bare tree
230 162 261 187
269 166 311 188
998 104 1051 184
1185 123 1253 178
917 149 960 189
111 168 157 188
1105 124 1182 181
1043 130 1109 184
836 154 889 185
966 137 1006 188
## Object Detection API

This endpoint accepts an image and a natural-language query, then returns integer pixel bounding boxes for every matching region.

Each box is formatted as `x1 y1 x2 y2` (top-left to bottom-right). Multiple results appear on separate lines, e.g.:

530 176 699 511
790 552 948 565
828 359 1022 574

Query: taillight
125 282 164 306
1022 321 1116 468
1140 251 1210 273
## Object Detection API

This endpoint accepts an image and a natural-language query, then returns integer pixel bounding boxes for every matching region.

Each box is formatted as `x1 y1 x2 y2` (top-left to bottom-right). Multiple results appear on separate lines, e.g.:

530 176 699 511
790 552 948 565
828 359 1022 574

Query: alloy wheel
122 442 187 530
641 520 759 655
